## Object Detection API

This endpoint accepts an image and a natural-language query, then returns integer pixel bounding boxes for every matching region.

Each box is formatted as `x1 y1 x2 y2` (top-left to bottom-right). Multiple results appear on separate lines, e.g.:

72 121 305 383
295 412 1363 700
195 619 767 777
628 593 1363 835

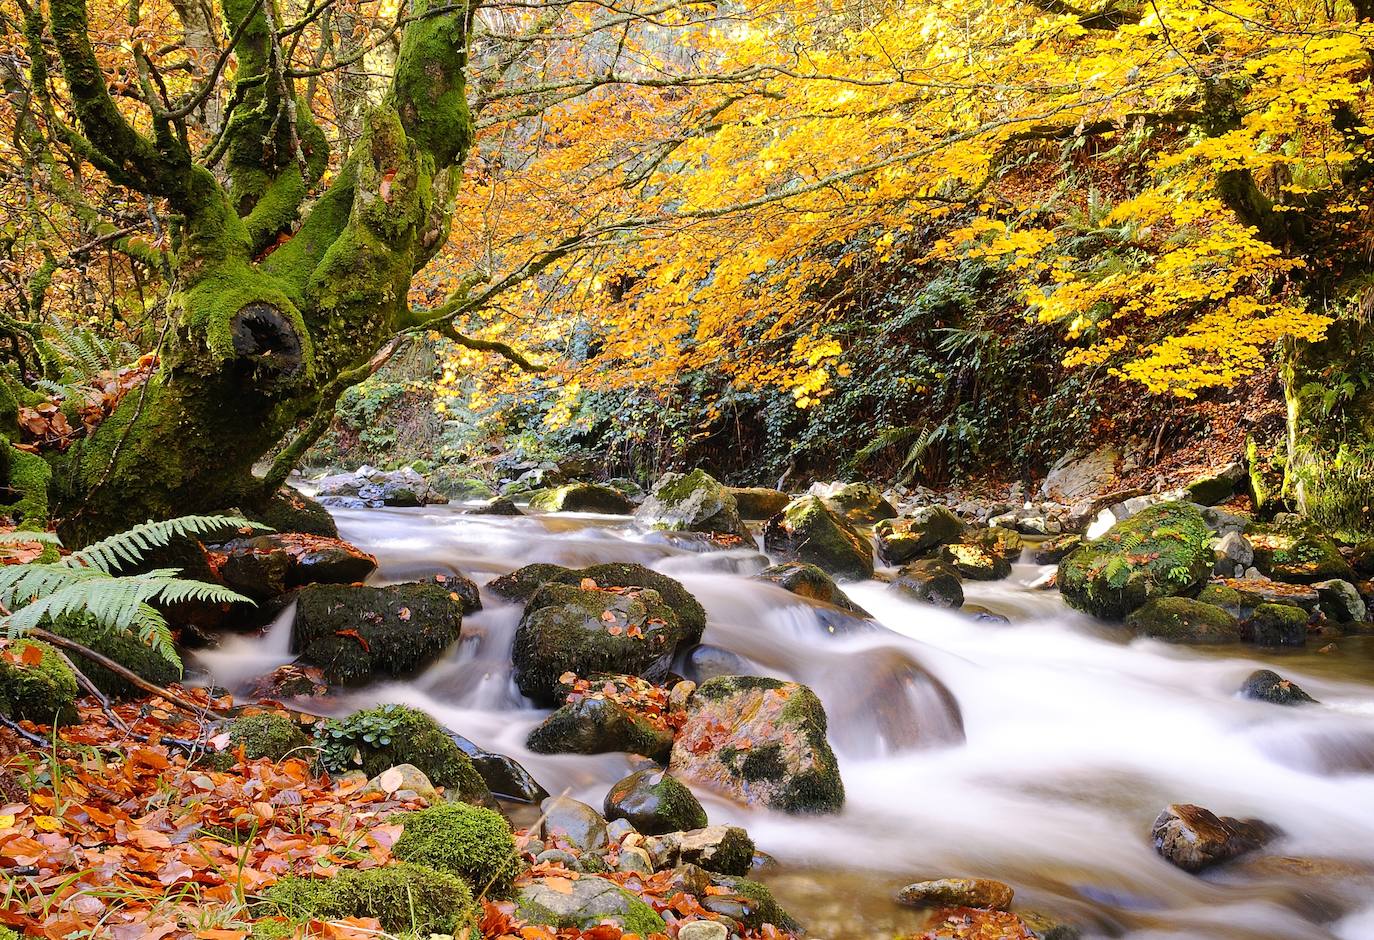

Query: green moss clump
228 713 312 762
314 704 490 804
246 917 296 939
0 639 78 726
636 469 749 539
248 487 338 537
563 563 707 642
710 875 801 932
1196 584 1247 618
46 613 180 701
260 862 477 935
4 445 53 529
528 483 635 514
1246 522 1355 583
1126 597 1242 644
1247 603 1310 647
487 563 573 603
393 801 523 896
0 927 21 940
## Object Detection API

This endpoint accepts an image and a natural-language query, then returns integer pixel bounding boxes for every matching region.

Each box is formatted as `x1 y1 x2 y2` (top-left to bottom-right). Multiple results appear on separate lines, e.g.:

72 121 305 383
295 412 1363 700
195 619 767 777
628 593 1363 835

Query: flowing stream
195 505 1374 940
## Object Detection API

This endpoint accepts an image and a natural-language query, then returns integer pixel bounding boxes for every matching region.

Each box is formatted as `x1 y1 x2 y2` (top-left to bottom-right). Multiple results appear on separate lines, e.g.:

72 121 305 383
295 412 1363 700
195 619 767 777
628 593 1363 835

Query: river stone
539 796 610 853
464 496 523 516
1151 803 1277 872
702 874 799 932
513 582 687 705
528 483 636 514
672 825 755 875
678 922 729 940
1239 670 1318 706
890 559 964 608
896 878 1015 911
636 469 749 539
764 495 874 581
488 563 573 602
1213 531 1255 577
753 562 869 614
292 582 464 685
212 533 377 599
448 732 549 803
669 675 844 814
964 526 1025 563
1186 462 1245 506
1127 597 1241 644
812 481 898 525
528 696 673 760
938 542 1012 581
1245 603 1310 647
1247 522 1356 584
1041 444 1121 501
875 507 966 564
1058 501 1213 619
516 874 665 935
604 769 708 835
1214 577 1322 613
1033 534 1082 565
729 487 790 519
360 763 441 804
1316 579 1367 623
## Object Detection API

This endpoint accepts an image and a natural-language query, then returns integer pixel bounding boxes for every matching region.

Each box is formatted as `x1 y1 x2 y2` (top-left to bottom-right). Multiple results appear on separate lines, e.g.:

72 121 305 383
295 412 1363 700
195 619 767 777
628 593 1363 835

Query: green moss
46 613 180 700
260 862 477 935
228 713 312 762
711 875 800 932
529 483 635 514
314 705 490 804
4 445 52 530
0 927 20 940
488 563 573 602
248 486 338 537
1126 597 1242 644
562 563 707 642
638 469 748 538
393 801 523 896
1246 521 1356 583
764 495 874 581
1247 603 1310 647
0 639 78 726
526 696 673 760
246 918 296 940
739 743 787 783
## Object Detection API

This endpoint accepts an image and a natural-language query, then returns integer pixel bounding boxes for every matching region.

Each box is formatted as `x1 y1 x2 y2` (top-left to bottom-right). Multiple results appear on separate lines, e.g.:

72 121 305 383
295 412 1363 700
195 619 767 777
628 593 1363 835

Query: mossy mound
393 801 523 896
1245 603 1310 647
314 704 491 804
513 582 688 705
1058 502 1213 619
1127 597 1242 644
292 582 463 685
603 768 708 835
260 862 478 935
964 526 1025 564
528 483 635 514
248 486 339 537
227 713 312 761
46 613 180 701
526 695 673 760
1246 522 1356 584
1033 534 1082 565
0 639 78 726
874 507 966 564
488 563 573 603
764 495 874 582
635 469 749 539
516 874 666 936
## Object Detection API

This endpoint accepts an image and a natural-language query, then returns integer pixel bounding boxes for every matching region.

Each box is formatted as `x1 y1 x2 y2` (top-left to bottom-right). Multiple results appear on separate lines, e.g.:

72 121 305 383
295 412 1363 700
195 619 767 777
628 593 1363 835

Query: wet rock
1316 579 1367 623
448 733 549 803
247 663 328 700
513 582 689 705
604 769 708 835
753 562 869 614
360 763 440 804
1186 462 1245 506
1040 444 1121 502
1058 502 1213 619
812 481 898 525
636 469 749 539
964 526 1025 563
527 695 674 760
528 483 635 514
516 874 665 935
825 646 965 757
1244 603 1310 647
1247 522 1356 584
1126 597 1242 644
896 878 1015 911
890 559 964 608
616 846 654 875
1213 531 1255 577
679 644 756 683
874 508 966 564
938 542 1012 581
211 534 378 599
292 582 464 685
669 675 844 814
1019 912 1083 940
1239 669 1318 706
702 873 800 932
1032 534 1081 566
1211 577 1321 613
965 605 1011 624
764 495 874 581
463 496 523 516
315 465 446 507
644 825 756 876
253 485 339 537
678 922 729 940
488 563 573 603
539 796 611 854
1151 803 1277 872
729 487 790 520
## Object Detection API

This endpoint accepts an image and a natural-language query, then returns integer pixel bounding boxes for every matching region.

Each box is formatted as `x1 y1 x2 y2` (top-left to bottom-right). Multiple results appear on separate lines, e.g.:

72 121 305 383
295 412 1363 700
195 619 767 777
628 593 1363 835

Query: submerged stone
1151 803 1277 872
890 559 964 608
897 878 1015 911
754 562 869 614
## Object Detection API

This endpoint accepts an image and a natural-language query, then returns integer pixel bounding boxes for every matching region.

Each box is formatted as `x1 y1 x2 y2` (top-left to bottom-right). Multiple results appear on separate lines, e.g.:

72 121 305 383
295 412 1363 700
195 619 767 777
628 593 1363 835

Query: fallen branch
0 712 50 748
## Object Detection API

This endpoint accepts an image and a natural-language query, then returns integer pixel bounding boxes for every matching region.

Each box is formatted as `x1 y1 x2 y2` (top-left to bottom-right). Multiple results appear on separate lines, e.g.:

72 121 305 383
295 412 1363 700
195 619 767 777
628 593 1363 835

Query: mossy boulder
669 675 844 815
0 639 78 726
488 563 574 603
1246 522 1356 584
703 874 800 932
250 486 339 538
314 704 491 805
753 562 868 614
1058 501 1213 619
1126 597 1242 644
889 559 964 608
729 487 790 520
261 862 478 935
513 582 689 705
815 482 897 525
45 613 180 701
526 695 674 760
874 507 966 564
292 582 463 685
1244 603 1310 647
516 874 666 935
213 533 377 599
1185 463 1245 506
938 541 1012 580
604 769 708 835
226 712 311 761
764 496 874 582
964 526 1025 563
393 800 523 896
529 483 635 514
1196 583 1249 619
1239 669 1318 706
636 470 749 539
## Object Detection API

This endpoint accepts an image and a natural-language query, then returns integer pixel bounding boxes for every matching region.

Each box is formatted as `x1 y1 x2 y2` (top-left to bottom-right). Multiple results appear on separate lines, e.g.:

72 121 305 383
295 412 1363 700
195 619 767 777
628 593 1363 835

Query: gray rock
889 559 964 609
678 922 729 940
539 796 610 853
636 470 750 539
1040 445 1121 501
1239 670 1318 706
516 874 665 933
897 878 1014 911
1316 579 1367 623
677 825 755 875
1214 531 1255 576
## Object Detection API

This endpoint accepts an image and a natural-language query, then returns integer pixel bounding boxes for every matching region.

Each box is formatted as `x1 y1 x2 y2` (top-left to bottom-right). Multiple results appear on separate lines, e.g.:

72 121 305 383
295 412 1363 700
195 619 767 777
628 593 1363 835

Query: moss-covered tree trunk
6 0 474 541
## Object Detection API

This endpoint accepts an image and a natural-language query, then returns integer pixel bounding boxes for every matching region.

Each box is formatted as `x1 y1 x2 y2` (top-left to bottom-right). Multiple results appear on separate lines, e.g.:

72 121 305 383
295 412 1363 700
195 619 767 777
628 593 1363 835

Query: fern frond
0 530 62 546
68 514 267 573
855 425 923 465
134 604 182 671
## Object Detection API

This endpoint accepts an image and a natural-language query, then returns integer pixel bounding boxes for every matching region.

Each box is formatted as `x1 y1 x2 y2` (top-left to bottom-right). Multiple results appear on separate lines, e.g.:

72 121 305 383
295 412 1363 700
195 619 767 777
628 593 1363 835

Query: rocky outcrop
209 533 377 599
1152 803 1277 872
811 481 898 525
764 495 874 581
528 483 635 514
636 470 749 539
1185 462 1246 506
874 507 965 564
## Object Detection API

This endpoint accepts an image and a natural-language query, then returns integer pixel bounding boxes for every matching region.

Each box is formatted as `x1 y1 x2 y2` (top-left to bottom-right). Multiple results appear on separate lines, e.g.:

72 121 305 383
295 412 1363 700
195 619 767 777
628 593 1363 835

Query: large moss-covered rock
514 582 688 705
764 496 874 582
1244 603 1310 647
292 582 463 685
669 676 844 815
815 482 897 525
529 483 635 514
753 562 868 614
604 769 708 835
636 470 749 539
517 875 665 935
729 487 790 520
0 639 78 726
488 563 574 603
250 486 338 537
314 704 491 805
226 713 311 761
1126 597 1242 644
938 542 1012 580
394 801 523 896
1247 523 1356 584
526 695 673 759
964 526 1025 564
889 559 964 608
212 533 376 599
261 863 478 935
874 507 965 564
1058 502 1213 619
45 613 180 701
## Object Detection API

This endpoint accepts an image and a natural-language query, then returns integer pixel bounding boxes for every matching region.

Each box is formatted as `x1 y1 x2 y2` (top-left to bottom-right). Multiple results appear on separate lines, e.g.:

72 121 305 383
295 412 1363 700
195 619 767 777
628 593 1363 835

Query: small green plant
314 704 408 774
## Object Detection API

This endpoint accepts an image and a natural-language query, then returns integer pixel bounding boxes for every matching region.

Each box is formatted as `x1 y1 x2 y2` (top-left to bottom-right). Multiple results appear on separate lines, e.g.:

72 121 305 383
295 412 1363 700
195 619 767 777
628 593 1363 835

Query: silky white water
196 505 1374 940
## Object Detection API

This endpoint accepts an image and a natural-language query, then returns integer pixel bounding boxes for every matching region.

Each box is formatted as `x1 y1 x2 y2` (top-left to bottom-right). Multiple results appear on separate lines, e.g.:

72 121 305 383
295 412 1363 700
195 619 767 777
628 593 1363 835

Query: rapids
194 505 1374 940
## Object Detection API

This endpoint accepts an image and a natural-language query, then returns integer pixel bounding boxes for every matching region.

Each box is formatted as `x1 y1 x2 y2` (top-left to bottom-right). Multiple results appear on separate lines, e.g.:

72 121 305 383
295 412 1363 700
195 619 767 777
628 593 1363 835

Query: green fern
0 515 266 670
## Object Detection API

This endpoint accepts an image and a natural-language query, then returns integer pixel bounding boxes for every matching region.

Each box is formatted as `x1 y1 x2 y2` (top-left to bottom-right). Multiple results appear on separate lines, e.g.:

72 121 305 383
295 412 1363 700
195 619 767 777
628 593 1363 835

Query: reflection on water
195 505 1374 940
